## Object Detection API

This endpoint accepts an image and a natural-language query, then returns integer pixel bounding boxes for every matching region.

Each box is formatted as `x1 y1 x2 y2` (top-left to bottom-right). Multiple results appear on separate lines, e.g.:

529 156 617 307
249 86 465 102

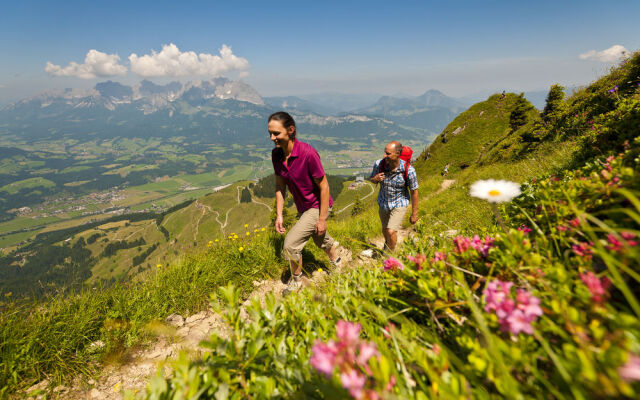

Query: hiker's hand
372 172 385 183
315 219 327 236
410 213 418 224
275 215 286 234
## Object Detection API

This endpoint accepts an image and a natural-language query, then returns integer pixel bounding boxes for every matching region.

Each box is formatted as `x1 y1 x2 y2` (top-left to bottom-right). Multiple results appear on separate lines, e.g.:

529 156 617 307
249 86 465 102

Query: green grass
0 231 34 249
0 216 62 233
0 233 285 395
0 177 56 194
59 165 92 174
331 180 378 218
178 172 222 187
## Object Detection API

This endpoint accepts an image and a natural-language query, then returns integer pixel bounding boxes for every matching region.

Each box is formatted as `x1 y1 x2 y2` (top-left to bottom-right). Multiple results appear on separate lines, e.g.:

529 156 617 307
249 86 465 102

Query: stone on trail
165 314 184 327
360 249 375 258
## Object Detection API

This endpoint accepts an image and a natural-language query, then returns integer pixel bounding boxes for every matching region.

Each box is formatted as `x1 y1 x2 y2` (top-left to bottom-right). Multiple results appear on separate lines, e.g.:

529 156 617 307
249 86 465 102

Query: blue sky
0 0 638 105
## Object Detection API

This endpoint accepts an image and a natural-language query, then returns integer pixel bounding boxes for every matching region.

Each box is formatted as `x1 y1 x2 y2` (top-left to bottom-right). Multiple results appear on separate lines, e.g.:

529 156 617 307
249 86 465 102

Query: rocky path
29 179 456 400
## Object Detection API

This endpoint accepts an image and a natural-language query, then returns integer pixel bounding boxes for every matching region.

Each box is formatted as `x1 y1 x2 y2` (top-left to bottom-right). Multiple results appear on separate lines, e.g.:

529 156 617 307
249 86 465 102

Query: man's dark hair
268 111 297 139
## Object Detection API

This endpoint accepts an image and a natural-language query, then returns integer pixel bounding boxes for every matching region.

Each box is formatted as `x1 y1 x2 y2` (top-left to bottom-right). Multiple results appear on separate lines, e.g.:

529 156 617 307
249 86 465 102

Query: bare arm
371 172 385 183
410 188 419 224
370 162 384 183
275 175 287 233
313 175 330 235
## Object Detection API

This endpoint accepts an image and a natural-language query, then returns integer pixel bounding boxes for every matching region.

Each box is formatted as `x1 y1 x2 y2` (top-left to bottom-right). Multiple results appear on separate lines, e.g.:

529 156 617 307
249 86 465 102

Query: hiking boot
330 256 342 271
282 273 305 296
329 241 344 270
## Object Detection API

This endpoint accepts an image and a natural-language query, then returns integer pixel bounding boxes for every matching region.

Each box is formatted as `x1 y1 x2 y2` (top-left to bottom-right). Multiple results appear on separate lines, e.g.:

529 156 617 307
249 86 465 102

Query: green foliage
101 238 146 258
541 84 566 122
86 232 103 244
351 194 365 217
252 173 276 198
509 93 534 131
132 243 159 267
253 173 347 201
0 232 286 394
240 187 252 203
147 146 640 399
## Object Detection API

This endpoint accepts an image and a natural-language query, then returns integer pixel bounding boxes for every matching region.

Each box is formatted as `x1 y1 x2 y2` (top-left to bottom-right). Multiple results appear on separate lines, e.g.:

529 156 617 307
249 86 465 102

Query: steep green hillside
143 53 640 399
1 53 639 398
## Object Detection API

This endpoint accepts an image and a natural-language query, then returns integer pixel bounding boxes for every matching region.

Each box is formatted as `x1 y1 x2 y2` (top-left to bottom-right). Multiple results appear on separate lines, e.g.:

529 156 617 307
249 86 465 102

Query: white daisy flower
470 179 521 203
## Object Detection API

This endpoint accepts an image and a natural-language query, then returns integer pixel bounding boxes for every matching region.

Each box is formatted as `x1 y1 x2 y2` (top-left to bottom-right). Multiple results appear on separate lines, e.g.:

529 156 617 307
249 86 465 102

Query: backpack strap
402 160 410 182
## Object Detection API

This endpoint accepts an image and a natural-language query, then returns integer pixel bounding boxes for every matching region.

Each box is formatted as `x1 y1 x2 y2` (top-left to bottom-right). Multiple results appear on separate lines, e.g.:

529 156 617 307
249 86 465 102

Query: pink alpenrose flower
383 257 404 271
484 280 543 336
503 309 536 335
407 254 426 270
579 272 612 303
340 369 367 399
515 289 543 317
357 341 379 366
619 355 640 382
483 280 513 313
432 251 447 263
310 340 338 377
336 320 362 345
453 236 472 254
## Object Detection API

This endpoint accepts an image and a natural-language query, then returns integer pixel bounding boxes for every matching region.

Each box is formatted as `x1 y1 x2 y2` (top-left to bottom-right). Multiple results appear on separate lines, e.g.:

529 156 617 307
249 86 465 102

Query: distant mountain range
2 77 561 149
0 79 468 146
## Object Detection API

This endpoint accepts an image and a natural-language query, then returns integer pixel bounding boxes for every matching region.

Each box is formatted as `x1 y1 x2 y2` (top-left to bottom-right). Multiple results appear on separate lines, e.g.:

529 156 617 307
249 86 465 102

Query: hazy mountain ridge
0 79 436 144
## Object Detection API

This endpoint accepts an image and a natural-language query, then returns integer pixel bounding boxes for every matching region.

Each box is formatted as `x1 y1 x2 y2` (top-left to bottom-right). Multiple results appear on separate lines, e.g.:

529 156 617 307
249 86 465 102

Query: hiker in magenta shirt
269 111 342 295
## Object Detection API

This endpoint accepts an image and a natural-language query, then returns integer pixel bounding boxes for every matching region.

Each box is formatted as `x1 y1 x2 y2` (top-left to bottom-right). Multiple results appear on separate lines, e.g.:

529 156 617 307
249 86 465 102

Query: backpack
379 146 413 183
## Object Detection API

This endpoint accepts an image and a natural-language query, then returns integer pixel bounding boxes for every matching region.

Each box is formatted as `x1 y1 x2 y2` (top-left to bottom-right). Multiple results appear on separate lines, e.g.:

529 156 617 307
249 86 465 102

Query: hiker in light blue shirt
370 141 419 251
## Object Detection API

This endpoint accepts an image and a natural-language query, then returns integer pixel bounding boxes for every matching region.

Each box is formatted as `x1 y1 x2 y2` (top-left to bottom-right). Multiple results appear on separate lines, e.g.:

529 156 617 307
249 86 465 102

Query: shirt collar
289 139 300 158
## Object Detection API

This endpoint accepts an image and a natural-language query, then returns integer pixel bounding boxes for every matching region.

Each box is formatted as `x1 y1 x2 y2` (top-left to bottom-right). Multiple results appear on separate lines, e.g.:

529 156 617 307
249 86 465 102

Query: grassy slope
144 54 640 399
3 54 639 397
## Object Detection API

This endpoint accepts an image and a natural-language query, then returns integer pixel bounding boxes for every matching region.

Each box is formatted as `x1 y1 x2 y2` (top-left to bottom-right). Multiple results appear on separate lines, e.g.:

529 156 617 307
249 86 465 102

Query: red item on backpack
379 146 413 181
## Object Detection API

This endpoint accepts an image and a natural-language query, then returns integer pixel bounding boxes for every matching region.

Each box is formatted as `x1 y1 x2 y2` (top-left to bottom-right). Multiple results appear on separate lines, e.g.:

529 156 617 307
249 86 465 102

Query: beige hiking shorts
379 206 408 232
283 207 335 262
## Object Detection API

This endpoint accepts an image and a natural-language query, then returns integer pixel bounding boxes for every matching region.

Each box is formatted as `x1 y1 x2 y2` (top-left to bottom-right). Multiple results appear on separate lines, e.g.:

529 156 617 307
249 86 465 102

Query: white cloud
45 50 127 79
129 43 250 77
579 45 629 62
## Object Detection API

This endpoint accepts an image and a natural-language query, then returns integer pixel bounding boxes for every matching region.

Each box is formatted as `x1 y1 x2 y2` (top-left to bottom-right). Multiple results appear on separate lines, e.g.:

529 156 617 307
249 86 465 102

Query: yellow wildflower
254 229 258 233
215 239 219 242
238 246 244 252
261 227 266 232
317 268 323 273
113 382 122 392
156 264 162 268
244 224 249 228
246 232 250 236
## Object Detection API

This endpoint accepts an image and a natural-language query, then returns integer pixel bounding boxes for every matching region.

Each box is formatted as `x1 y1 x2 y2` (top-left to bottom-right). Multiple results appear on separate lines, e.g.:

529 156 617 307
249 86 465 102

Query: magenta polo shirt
272 140 333 214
